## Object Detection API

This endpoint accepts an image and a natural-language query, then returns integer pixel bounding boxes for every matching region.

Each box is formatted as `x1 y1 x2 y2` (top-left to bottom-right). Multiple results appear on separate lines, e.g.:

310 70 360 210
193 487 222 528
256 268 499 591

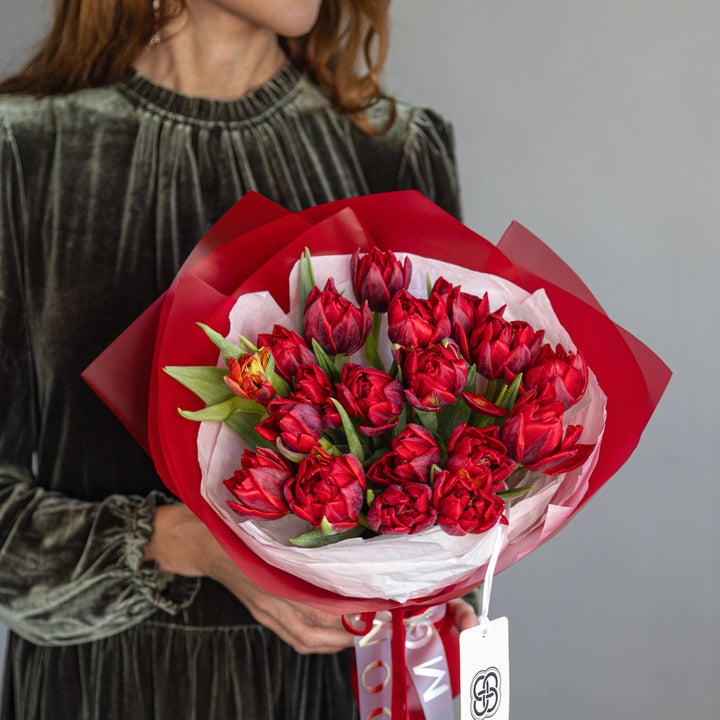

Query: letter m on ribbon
412 656 450 703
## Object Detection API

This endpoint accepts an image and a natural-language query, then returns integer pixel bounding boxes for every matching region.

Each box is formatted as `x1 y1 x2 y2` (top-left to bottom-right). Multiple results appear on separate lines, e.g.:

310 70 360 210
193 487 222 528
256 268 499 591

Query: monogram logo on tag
470 666 501 719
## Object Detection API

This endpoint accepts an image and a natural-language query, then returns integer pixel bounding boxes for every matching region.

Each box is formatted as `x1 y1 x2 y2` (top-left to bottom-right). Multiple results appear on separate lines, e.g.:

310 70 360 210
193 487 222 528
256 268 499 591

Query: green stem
365 312 386 371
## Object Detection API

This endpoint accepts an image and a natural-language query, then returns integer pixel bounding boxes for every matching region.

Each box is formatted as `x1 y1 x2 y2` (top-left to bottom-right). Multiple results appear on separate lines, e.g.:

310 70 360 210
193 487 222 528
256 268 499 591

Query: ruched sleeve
397 107 462 220
0 112 199 647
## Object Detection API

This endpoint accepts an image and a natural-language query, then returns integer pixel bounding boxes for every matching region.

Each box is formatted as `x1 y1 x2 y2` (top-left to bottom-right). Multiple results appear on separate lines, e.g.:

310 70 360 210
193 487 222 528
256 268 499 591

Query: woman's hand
448 597 479 632
145 503 356 654
145 504 479 651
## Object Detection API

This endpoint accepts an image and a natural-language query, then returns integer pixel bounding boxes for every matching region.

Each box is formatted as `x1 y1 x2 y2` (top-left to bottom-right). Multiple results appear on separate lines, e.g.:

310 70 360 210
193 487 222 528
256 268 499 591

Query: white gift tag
459 617 509 720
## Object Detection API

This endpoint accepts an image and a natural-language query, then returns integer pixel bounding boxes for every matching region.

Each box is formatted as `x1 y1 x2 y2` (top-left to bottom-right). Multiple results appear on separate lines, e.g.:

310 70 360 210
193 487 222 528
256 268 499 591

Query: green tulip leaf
311 339 341 383
197 323 244 361
438 397 473 442
164 365 234 406
499 373 523 411
264 354 291 397
236 334 260 355
463 364 477 393
298 247 316 327
330 398 365 463
497 486 532 501
225 413 273 448
414 408 439 434
178 395 264 422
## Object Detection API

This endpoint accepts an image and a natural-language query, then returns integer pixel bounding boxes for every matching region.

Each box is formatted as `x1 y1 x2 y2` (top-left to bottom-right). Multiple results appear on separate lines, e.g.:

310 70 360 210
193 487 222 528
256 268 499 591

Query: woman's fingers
244 588 356 654
448 597 479 632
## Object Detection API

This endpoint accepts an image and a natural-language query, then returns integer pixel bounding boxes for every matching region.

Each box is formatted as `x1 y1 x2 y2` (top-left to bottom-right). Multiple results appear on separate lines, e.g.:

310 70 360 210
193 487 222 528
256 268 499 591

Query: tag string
479 521 504 637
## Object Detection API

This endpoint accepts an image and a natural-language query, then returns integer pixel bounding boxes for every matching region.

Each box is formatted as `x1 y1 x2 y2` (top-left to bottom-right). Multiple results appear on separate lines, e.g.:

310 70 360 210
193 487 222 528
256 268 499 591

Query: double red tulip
432 468 507 536
303 278 372 355
445 424 515 486
367 481 437 534
523 344 589 410
399 341 468 412
351 247 412 312
284 448 366 530
223 447 293 519
335 363 405 436
501 391 595 474
256 398 324 457
468 315 544 382
387 290 451 348
292 364 340 430
432 277 492 359
257 325 317 382
366 423 440 486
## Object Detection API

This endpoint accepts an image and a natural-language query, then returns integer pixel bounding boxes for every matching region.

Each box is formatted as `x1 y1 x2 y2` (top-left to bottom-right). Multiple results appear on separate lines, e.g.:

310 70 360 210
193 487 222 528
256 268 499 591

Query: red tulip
256 398 324 457
284 448 366 530
257 325 317 382
432 468 507 536
366 423 440 486
387 290 451 348
432 277 493 359
367 481 437 534
292 364 340 430
351 247 412 312
335 363 405 436
523 344 589 409
400 341 468 412
223 447 293 519
501 390 595 474
468 315 544 382
445 424 515 486
302 278 372 355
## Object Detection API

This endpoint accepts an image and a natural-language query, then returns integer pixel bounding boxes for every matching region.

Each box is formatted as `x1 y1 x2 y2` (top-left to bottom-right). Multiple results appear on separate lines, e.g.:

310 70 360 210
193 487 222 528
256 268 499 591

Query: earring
149 0 162 47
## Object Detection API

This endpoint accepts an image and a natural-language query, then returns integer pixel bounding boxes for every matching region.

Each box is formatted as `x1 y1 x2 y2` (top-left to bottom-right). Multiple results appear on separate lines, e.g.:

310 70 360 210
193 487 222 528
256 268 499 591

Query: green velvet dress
0 62 461 719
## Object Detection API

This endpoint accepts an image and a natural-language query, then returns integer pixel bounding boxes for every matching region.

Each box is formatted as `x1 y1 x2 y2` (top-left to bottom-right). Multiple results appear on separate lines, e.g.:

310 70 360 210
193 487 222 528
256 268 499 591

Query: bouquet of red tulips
164 240 605 602
83 190 670 606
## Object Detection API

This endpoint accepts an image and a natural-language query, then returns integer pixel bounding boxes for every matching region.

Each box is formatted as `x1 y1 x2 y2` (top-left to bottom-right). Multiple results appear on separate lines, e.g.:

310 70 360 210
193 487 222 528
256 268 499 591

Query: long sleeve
0 112 198 648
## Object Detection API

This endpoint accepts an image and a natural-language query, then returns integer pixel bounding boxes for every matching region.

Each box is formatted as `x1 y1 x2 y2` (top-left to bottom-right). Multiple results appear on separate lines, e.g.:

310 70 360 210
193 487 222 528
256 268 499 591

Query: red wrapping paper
83 190 671 614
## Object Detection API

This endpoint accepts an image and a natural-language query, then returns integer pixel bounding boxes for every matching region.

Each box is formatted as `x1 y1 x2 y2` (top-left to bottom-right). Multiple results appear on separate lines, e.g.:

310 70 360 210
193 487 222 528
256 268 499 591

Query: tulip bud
292 364 341 430
351 247 412 312
468 314 544 382
366 423 441 486
302 278 372 355
432 278 492 359
256 398 324 458
523 344 589 409
257 325 317 381
446 423 515 486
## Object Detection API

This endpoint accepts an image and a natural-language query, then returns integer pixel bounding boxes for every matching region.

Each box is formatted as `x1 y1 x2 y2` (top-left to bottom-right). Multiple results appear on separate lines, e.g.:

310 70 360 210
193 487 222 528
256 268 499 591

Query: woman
0 1 472 717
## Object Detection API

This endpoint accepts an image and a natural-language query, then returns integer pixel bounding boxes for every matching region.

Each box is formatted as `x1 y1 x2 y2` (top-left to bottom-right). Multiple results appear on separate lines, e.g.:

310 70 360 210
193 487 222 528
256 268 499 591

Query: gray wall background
1 1 717 718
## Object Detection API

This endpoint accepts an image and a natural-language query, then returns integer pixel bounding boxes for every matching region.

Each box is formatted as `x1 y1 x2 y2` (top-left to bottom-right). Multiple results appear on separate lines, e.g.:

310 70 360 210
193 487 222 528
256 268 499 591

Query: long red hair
0 0 393 132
